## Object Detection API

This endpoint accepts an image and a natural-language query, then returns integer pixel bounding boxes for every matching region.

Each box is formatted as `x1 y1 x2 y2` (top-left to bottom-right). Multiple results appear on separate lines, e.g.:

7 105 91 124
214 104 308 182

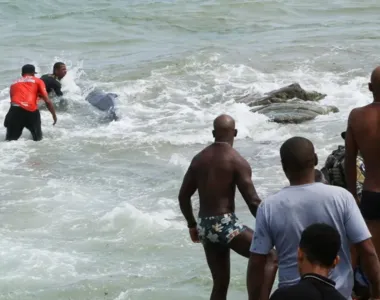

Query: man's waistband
10 102 20 107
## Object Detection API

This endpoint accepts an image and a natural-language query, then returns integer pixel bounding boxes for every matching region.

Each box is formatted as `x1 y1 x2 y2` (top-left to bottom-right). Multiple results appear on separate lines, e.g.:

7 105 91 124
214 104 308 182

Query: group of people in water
3 62 120 141
3 63 67 141
178 66 380 300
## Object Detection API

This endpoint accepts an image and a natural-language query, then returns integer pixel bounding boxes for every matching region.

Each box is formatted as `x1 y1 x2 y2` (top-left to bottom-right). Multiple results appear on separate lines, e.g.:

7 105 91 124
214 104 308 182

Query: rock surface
236 83 339 123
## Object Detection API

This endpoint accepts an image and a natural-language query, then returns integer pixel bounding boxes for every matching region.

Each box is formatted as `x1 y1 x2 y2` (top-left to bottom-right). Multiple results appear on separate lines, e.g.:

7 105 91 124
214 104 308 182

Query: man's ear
212 130 215 138
297 247 303 262
369 82 373 92
234 129 237 137
331 255 340 269
314 153 318 166
281 160 287 173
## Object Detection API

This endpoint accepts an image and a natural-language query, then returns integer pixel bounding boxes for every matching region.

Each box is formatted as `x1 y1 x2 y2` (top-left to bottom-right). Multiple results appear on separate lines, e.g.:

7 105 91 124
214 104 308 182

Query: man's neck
214 139 233 146
301 265 331 278
288 172 315 186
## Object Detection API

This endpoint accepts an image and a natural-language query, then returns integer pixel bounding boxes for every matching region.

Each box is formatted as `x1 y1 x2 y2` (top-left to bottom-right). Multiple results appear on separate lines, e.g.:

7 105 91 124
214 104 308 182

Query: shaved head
280 137 317 174
212 114 237 143
369 66 380 98
213 114 235 130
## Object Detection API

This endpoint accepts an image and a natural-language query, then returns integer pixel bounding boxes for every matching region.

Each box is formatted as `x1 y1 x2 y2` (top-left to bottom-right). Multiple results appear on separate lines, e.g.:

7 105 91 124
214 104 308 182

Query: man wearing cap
3 64 57 141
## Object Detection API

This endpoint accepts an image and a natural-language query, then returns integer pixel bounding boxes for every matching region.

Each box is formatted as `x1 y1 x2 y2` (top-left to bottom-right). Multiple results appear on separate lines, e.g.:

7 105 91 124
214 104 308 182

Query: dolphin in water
85 89 118 121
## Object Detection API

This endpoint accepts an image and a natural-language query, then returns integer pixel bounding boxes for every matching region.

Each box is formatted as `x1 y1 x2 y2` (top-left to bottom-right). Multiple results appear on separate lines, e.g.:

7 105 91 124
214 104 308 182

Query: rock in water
236 83 338 124
251 102 339 124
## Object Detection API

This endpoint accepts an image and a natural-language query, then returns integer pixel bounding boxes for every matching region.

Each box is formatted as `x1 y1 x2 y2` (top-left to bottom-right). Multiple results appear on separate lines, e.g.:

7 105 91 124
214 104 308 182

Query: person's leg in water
229 227 278 299
203 242 231 300
198 214 277 299
5 106 25 141
25 110 43 141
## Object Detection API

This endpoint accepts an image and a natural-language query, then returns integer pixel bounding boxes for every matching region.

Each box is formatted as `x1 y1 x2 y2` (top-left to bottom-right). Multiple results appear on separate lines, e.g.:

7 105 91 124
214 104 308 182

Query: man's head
369 66 380 100
280 137 318 181
21 64 37 76
53 62 67 80
212 114 237 145
298 223 341 275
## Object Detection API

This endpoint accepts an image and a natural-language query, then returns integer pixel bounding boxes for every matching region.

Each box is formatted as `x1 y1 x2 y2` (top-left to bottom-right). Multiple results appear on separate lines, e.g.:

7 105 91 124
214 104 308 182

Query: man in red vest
4 64 57 141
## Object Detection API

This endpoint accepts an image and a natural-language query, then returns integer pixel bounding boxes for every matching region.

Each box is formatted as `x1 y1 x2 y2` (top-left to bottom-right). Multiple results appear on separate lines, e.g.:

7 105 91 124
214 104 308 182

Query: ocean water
0 0 380 299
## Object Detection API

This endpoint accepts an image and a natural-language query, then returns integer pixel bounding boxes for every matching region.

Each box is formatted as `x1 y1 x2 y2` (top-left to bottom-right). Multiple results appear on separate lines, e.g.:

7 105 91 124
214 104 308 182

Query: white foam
0 53 374 297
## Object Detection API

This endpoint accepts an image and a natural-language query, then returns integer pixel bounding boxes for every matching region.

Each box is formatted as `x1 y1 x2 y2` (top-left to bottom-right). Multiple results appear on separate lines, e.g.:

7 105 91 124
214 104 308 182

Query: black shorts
4 106 42 141
359 190 380 220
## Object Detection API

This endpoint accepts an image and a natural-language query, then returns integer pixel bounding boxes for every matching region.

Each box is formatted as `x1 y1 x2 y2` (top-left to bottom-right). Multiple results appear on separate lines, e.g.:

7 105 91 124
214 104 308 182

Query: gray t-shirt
250 182 371 299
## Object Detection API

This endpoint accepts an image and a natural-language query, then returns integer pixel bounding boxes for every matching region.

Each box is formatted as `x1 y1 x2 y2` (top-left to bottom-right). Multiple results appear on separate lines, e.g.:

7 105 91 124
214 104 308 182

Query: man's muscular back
191 143 244 217
348 104 380 191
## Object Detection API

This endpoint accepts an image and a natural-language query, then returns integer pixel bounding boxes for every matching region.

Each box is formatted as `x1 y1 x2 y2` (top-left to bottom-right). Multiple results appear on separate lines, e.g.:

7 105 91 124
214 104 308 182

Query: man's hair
280 136 316 172
299 223 341 267
53 62 65 72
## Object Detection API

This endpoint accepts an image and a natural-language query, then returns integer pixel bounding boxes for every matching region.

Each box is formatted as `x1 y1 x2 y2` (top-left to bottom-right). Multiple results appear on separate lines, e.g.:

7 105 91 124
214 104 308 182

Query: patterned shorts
197 213 247 246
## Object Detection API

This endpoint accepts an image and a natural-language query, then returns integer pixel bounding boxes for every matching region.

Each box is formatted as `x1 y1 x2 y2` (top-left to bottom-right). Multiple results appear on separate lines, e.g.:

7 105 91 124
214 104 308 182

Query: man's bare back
190 142 260 217
345 67 380 267
178 114 277 300
346 103 380 193
178 114 261 232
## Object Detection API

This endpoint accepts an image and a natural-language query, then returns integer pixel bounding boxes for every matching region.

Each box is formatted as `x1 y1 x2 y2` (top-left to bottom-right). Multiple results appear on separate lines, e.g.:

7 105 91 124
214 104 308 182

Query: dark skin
345 67 380 200
11 72 57 125
54 64 67 80
249 159 380 299
345 66 380 299
178 114 277 300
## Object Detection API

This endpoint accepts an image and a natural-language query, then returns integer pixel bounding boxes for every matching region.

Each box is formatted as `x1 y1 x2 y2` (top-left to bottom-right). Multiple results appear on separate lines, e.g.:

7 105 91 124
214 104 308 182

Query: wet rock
236 83 338 124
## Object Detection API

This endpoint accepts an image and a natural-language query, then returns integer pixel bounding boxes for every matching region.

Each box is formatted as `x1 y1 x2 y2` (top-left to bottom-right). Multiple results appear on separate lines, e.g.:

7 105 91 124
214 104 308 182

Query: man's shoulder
270 282 317 299
349 105 373 119
264 183 352 203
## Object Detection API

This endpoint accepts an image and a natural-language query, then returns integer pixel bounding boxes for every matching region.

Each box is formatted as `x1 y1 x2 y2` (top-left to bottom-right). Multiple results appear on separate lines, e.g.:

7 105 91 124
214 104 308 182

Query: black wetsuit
40 74 63 96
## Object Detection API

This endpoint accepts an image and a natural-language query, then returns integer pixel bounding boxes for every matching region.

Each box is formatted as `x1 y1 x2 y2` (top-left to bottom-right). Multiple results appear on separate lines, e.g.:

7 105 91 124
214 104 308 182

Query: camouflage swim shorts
197 213 247 246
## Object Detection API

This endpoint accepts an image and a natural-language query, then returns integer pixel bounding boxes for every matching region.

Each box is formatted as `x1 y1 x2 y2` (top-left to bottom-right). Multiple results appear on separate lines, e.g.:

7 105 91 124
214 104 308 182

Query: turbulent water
0 0 380 299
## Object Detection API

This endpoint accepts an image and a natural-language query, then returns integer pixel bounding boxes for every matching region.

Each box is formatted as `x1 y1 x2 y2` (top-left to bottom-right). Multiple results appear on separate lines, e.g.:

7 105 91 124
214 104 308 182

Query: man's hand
189 227 200 243
52 114 57 125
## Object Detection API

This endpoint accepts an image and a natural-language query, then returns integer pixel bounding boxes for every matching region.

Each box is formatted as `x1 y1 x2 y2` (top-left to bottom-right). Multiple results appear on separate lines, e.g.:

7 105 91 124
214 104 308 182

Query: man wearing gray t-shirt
246 137 380 300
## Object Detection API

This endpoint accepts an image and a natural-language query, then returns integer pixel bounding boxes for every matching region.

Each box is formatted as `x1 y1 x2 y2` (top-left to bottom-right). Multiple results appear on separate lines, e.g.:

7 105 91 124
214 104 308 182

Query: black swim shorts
359 190 380 220
4 105 42 141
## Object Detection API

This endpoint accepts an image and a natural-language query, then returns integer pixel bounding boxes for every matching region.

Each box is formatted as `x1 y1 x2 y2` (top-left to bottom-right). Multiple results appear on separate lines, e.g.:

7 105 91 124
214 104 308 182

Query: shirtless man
178 114 277 300
345 66 380 262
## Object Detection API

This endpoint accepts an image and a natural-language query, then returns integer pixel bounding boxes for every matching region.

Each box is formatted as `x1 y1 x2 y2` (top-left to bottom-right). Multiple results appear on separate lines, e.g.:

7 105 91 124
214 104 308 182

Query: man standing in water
40 62 67 97
345 66 380 262
178 114 277 300
4 64 57 141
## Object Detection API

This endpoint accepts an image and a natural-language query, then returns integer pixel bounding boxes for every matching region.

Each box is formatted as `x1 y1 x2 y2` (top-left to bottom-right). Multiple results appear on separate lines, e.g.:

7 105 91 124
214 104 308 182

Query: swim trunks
4 105 42 141
197 213 246 246
359 191 380 220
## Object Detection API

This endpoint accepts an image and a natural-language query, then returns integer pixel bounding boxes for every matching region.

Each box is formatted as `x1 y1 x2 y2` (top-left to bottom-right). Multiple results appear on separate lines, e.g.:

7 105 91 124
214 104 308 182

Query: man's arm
38 80 57 125
344 191 380 298
345 109 359 202
236 156 261 217
53 80 63 97
247 204 273 300
178 161 197 228
355 239 380 299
